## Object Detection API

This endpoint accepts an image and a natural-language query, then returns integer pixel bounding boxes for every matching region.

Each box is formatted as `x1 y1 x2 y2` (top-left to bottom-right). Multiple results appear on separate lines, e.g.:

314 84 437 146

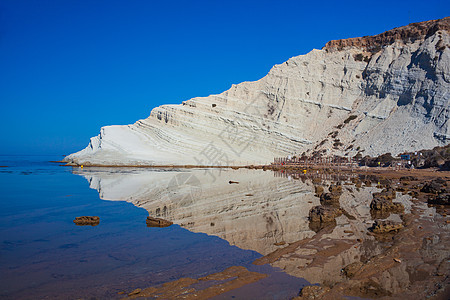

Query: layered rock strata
65 17 450 166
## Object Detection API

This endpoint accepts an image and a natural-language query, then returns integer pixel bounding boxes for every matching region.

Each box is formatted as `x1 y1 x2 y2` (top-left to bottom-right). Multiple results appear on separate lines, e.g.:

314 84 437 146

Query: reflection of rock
75 168 319 255
369 220 403 234
73 216 100 226
74 168 449 299
146 216 173 227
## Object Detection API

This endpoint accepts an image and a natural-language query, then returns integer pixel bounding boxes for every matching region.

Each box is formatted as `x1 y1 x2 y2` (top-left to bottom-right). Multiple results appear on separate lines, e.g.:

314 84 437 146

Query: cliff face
65 17 450 166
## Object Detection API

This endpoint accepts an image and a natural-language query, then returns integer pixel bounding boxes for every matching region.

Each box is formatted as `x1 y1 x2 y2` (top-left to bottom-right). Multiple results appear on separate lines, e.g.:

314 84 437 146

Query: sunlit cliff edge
65 17 450 166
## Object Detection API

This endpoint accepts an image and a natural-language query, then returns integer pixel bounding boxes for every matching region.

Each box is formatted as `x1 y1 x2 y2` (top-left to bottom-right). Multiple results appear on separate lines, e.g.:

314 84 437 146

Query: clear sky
0 0 448 155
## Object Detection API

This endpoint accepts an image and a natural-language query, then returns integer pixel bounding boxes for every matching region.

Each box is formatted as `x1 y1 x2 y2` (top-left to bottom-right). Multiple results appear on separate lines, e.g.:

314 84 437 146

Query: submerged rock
73 216 100 226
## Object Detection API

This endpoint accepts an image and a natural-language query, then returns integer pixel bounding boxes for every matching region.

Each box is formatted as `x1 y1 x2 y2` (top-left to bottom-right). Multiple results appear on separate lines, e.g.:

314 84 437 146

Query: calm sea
0 156 305 299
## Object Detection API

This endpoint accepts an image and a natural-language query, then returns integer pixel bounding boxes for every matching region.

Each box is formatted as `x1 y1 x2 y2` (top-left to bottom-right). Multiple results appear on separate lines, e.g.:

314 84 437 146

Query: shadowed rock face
65 17 450 166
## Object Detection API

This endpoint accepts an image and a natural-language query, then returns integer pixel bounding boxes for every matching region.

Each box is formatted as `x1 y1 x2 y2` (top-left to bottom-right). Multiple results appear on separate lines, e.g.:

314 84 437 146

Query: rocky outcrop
64 17 450 166
309 205 343 223
369 220 404 234
324 17 450 52
73 216 100 226
370 188 404 219
146 216 173 227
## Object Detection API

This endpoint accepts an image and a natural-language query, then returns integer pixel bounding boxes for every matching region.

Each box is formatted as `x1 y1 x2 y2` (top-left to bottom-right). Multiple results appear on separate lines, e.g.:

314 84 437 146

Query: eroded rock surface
65 17 450 166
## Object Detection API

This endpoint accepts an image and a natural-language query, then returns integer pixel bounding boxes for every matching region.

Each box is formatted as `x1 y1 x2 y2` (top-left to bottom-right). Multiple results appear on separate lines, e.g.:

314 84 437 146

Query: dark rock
370 197 404 212
400 176 417 181
370 220 403 234
421 180 446 194
319 184 342 205
428 193 450 205
320 192 340 206
372 188 396 201
309 206 343 223
146 216 173 227
439 160 450 171
229 180 239 184
73 216 100 226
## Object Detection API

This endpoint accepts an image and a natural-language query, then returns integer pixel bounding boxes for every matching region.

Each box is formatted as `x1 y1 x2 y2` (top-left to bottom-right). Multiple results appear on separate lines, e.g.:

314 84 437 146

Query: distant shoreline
52 161 450 180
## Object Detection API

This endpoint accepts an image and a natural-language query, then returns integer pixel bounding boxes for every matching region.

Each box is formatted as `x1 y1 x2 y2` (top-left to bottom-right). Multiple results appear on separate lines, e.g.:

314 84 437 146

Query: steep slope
65 17 450 166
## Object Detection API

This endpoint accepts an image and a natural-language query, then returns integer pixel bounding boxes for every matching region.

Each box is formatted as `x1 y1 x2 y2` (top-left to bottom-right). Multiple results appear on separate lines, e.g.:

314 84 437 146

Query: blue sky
0 0 448 155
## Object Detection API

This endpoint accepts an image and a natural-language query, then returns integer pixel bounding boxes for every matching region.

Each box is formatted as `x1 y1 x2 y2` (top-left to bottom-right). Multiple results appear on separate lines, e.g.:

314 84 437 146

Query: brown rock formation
146 216 173 227
309 206 343 223
369 220 403 234
324 17 450 53
73 216 100 226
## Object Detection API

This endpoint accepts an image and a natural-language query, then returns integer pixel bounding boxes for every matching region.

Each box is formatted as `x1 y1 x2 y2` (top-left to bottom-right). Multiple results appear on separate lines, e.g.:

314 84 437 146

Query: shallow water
1 157 297 299
1 157 448 299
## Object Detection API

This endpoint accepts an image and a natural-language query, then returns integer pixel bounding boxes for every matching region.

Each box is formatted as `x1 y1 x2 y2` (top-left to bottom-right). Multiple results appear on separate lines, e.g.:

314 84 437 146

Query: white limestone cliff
65 18 450 166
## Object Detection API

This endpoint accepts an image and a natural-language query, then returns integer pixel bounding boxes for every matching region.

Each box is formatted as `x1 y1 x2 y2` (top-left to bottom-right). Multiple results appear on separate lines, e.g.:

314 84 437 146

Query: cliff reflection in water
73 168 449 297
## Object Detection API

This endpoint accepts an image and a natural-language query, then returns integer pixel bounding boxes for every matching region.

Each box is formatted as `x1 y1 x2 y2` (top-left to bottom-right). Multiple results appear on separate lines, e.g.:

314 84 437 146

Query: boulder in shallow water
146 216 173 227
73 216 100 226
